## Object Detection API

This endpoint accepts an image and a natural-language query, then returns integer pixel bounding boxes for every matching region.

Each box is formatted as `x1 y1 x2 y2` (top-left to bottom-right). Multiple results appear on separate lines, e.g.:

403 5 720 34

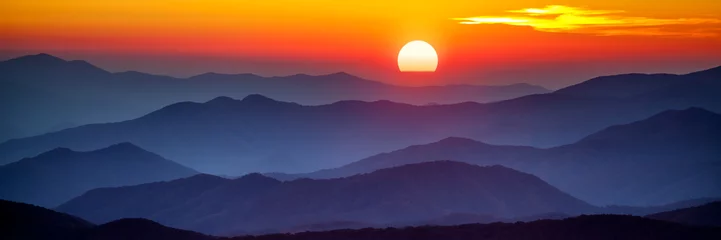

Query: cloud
452 5 721 37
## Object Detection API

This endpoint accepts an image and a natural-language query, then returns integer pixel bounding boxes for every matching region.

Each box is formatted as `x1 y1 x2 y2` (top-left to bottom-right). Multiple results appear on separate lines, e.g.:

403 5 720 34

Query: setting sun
398 40 438 72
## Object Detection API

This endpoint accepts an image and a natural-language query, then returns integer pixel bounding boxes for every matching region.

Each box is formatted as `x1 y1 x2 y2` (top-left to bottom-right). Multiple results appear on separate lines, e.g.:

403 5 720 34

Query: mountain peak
98 218 164 229
240 94 279 104
376 160 508 175
38 147 76 158
436 137 484 146
286 73 311 78
322 72 358 79
5 53 65 65
206 96 238 104
190 72 262 80
236 172 281 183
1 53 109 77
103 142 145 152
186 173 227 181
23 53 63 60
329 71 353 76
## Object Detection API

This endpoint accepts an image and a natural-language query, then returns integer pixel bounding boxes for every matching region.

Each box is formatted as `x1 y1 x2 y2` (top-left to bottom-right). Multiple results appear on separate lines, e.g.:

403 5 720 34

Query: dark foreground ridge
4 199 721 240
231 215 721 240
648 201 721 227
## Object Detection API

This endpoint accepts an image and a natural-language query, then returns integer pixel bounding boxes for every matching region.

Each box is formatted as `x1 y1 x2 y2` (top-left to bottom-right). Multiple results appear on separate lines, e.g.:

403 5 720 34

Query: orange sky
1 0 720 87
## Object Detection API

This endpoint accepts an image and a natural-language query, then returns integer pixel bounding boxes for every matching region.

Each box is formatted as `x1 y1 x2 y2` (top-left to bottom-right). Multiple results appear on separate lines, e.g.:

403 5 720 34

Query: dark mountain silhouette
228 215 721 240
270 108 721 206
279 221 375 233
0 143 198 207
0 199 94 240
0 199 213 240
4 199 719 240
556 66 721 98
284 198 721 231
555 73 681 98
82 218 214 240
648 201 721 227
0 54 109 82
0 54 549 142
58 161 596 235
606 198 721 216
574 107 721 150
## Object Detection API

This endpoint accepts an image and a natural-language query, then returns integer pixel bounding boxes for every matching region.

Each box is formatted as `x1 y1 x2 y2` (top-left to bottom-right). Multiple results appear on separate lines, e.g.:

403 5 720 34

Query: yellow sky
3 0 719 37
1 0 720 86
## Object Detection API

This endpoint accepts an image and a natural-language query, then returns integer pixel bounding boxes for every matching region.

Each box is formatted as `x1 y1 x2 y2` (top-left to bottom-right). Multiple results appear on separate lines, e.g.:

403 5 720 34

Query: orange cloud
452 5 721 37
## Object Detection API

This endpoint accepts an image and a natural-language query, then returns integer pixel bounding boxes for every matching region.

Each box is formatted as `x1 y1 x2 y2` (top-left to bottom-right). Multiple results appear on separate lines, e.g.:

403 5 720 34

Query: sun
398 40 438 72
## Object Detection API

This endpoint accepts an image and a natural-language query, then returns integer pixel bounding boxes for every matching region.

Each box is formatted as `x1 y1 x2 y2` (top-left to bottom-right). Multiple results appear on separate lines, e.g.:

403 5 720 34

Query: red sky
1 0 720 88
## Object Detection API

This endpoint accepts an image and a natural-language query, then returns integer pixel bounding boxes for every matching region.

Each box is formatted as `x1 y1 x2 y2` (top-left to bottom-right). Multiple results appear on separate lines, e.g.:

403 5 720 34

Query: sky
1 0 720 88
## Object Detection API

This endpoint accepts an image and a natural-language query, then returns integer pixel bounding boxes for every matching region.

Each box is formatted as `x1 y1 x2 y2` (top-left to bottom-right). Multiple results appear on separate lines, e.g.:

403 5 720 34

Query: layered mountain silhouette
0 199 93 240
2 82 720 175
604 198 721 216
648 201 721 227
4 199 720 240
228 215 721 240
270 108 721 206
58 161 596 235
0 143 197 207
0 53 549 142
556 66 721 98
82 218 214 240
0 199 213 240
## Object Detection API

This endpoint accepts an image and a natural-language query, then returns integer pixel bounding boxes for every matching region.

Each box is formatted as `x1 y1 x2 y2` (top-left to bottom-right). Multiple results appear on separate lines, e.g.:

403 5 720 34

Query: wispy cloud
452 5 721 37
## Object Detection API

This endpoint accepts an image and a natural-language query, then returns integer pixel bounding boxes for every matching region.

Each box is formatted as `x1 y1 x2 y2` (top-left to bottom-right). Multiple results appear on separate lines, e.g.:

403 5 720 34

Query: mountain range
268 108 721 206
0 53 550 142
57 161 597 235
1 200 93 240
0 143 198 207
4 199 721 240
1 57 719 174
648 201 721 227
2 81 720 176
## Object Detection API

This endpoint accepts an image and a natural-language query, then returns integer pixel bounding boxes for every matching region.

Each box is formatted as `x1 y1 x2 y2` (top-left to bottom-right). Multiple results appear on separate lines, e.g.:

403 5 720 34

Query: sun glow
397 40 438 72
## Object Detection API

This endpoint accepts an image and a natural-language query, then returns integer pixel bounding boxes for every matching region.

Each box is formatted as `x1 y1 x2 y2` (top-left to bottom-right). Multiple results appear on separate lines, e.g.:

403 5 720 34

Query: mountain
0 199 94 240
555 73 681 98
0 54 549 142
555 66 721 98
0 199 213 240
82 218 214 240
4 199 719 240
648 201 721 227
228 215 721 240
2 57 720 174
1 86 717 176
58 161 596 235
0 143 198 207
265 137 543 180
573 107 721 150
605 198 721 216
270 108 721 206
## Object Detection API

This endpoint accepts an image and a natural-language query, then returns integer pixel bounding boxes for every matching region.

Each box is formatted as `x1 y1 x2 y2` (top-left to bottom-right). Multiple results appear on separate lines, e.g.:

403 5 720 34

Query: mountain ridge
4 198 721 240
0 53 553 143
648 201 721 227
0 143 198 207
267 108 721 205
58 160 597 235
